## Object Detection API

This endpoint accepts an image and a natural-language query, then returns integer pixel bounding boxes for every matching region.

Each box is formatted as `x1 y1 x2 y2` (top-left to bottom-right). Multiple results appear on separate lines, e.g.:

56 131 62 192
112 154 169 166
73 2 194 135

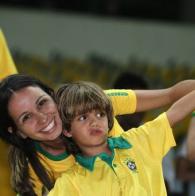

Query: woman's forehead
8 87 49 115
12 86 46 96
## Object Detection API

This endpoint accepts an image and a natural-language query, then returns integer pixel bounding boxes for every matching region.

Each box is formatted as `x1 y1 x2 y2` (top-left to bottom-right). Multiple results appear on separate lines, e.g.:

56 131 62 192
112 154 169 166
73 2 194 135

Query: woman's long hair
0 74 55 195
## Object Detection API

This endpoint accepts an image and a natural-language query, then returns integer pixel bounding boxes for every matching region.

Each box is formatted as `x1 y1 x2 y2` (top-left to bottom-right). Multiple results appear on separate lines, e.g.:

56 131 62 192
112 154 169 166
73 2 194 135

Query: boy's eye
97 112 106 118
78 115 87 121
97 113 101 118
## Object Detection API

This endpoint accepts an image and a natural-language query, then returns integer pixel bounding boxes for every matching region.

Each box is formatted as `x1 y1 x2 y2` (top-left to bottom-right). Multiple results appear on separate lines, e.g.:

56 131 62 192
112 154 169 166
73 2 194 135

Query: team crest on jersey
124 158 138 173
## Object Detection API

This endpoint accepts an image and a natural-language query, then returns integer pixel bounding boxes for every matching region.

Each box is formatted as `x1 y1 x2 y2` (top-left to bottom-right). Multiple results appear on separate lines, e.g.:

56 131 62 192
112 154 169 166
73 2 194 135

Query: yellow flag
0 29 18 196
0 29 18 80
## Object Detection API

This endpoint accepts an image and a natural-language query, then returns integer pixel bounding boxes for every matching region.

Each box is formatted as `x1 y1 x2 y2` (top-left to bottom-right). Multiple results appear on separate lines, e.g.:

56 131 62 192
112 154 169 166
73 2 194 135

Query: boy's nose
90 116 98 127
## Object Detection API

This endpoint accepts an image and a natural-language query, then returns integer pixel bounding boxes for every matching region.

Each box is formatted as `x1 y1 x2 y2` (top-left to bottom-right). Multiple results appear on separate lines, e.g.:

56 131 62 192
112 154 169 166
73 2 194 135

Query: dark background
1 0 195 24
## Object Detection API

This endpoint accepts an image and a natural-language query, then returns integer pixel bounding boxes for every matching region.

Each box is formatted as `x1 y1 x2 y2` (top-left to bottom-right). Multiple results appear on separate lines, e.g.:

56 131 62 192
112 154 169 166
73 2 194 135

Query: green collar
34 142 69 161
75 136 132 171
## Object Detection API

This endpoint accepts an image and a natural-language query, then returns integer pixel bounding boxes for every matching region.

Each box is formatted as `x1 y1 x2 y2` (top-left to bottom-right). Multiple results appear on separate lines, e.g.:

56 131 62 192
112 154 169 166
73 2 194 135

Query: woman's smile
8 86 63 141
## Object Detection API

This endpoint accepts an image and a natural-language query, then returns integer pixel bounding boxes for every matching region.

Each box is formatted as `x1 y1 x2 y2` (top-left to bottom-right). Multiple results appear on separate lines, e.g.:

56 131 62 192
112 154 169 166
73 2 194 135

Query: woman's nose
37 112 47 123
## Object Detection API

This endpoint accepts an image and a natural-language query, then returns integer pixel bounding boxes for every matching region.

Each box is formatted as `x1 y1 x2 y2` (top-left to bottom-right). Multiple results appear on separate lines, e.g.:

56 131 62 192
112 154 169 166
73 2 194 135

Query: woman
0 74 195 195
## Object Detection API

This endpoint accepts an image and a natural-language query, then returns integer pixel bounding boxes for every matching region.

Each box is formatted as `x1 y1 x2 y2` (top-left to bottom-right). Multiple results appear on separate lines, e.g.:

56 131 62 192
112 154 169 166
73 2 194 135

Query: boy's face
65 109 109 149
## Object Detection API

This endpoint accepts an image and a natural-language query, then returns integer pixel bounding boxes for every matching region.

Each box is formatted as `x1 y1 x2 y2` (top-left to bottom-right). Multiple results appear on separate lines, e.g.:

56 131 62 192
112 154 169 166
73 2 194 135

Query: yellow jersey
49 113 175 196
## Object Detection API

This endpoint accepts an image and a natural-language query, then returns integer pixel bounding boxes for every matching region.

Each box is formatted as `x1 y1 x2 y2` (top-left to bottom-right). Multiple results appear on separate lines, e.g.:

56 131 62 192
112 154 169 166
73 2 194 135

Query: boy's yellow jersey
48 113 176 196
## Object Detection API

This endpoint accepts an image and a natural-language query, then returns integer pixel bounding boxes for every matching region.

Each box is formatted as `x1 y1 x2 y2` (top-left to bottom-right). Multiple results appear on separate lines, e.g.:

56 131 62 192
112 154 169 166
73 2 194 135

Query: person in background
174 112 195 196
175 134 195 196
187 112 195 161
162 112 195 196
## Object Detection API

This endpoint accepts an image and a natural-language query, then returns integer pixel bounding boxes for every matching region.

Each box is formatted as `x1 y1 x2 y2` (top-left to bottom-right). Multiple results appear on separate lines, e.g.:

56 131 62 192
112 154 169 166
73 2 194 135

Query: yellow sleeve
48 174 77 196
0 30 17 79
109 118 124 137
105 89 136 137
104 89 136 137
123 113 176 159
104 89 136 116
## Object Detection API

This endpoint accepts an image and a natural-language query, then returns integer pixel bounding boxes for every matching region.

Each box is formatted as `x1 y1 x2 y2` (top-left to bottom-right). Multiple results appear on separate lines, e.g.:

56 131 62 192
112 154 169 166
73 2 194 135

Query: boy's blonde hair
56 81 114 132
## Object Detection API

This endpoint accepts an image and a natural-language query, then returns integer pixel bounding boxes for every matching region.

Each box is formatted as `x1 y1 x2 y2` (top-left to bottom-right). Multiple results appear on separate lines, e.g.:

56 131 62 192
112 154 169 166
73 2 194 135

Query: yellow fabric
107 89 136 137
29 154 76 196
48 113 176 196
0 30 17 196
0 30 17 79
29 89 137 195
105 89 136 116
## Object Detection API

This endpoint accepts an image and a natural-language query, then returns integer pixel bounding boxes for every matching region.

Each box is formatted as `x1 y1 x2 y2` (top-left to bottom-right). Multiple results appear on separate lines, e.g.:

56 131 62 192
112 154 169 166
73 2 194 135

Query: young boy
48 81 195 196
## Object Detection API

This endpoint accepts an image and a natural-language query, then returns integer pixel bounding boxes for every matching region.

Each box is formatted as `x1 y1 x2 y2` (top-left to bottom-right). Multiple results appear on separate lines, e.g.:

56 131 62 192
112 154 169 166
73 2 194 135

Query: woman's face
8 86 63 141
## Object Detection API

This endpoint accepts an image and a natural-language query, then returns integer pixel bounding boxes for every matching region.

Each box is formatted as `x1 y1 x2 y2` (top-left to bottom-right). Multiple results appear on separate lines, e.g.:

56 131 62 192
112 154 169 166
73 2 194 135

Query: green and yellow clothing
48 113 175 196
29 89 136 195
0 30 17 79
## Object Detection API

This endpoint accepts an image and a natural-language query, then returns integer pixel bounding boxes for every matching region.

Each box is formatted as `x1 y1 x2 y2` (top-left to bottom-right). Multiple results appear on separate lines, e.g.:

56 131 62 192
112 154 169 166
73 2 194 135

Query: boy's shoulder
59 163 78 181
121 112 170 139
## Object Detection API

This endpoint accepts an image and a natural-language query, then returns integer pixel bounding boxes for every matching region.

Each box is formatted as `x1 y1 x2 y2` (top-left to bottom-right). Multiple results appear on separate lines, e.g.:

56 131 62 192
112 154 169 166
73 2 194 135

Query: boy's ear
63 130 72 137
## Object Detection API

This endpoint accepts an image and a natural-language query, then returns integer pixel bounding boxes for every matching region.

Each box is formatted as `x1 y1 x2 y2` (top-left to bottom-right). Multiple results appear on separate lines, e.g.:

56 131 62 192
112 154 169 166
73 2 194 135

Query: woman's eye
39 99 48 106
22 114 31 122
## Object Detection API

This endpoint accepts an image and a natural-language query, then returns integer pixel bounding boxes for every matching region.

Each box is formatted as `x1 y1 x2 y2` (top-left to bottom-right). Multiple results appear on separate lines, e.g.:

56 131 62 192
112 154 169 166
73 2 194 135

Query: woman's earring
8 126 13 133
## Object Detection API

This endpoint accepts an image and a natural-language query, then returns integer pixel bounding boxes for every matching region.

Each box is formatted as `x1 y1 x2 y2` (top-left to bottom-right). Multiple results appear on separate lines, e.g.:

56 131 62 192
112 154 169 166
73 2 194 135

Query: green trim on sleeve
106 92 128 96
